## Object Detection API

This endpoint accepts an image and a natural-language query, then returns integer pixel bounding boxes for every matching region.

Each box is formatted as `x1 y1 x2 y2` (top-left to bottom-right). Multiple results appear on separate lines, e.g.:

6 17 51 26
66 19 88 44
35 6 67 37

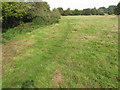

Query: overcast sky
44 0 120 10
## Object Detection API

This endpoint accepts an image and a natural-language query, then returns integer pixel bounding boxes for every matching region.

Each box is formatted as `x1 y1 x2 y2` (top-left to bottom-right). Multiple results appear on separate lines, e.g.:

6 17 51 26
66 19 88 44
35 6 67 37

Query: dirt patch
81 35 95 40
111 25 118 32
8 39 36 47
106 16 116 19
111 29 118 33
77 83 85 88
112 25 118 29
112 25 118 28
44 37 49 41
52 68 63 88
73 25 82 31
107 34 113 38
96 32 101 36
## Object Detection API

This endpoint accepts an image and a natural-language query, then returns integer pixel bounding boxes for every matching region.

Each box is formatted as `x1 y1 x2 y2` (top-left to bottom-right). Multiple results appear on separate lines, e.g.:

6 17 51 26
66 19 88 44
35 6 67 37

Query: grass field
3 15 118 88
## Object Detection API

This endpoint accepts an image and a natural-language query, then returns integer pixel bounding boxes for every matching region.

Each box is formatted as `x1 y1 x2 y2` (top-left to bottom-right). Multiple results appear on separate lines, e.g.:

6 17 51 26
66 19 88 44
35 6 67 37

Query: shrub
50 8 61 23
2 2 32 29
2 2 61 34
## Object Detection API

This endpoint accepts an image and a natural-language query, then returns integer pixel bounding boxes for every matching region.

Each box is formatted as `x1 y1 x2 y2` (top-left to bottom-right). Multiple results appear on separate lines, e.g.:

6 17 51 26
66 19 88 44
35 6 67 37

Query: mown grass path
3 16 118 88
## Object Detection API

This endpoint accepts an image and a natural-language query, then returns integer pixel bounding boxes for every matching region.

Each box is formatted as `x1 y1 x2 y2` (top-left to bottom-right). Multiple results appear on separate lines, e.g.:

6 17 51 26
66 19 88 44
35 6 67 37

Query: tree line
2 2 120 31
2 2 61 30
57 2 120 16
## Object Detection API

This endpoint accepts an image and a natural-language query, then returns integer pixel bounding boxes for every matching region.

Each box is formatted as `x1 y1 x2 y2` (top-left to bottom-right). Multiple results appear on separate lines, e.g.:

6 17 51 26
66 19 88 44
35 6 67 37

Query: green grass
3 15 118 88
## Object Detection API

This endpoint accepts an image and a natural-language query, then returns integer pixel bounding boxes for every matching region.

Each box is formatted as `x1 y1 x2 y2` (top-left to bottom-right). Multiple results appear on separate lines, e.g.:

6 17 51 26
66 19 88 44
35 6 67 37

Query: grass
3 15 118 88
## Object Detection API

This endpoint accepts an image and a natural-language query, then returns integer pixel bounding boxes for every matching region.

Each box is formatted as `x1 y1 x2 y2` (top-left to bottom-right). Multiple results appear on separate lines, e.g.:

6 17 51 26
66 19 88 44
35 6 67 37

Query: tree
53 8 61 19
83 9 91 15
114 2 120 15
48 8 61 24
2 2 61 30
91 8 98 15
66 8 72 15
72 9 80 15
99 7 108 14
31 2 50 17
98 9 105 15
71 9 83 15
2 2 30 19
79 10 83 15
57 7 64 15
62 8 72 16
0 3 1 32
107 5 117 15
31 2 61 25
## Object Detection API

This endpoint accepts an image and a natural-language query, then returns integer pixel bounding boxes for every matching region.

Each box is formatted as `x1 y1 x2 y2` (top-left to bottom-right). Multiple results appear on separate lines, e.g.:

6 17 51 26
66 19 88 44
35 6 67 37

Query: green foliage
57 7 64 15
51 8 61 23
91 8 98 15
72 9 82 15
0 3 2 22
114 2 120 15
60 4 117 16
2 2 61 41
99 5 117 15
83 9 91 15
107 5 117 15
31 2 50 17
2 2 61 33
98 9 105 15
2 2 32 29
32 8 61 25
2 27 20 40
62 8 72 16
108 10 114 15
31 2 52 25
2 21 44 41
99 7 108 14
62 10 68 16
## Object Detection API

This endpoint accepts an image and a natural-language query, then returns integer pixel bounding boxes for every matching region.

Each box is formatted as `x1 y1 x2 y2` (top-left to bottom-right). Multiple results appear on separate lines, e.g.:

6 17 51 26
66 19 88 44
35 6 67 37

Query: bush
2 2 61 42
50 8 61 23
32 16 48 25
2 2 61 35
2 2 32 29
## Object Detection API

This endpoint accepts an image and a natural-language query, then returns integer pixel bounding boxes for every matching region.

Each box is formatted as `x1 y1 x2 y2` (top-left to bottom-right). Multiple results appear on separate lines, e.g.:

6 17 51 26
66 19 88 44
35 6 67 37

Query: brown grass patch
81 35 95 40
112 25 118 28
73 25 82 32
106 16 116 19
3 39 36 65
74 25 82 29
52 68 63 88
77 83 85 88
111 29 118 32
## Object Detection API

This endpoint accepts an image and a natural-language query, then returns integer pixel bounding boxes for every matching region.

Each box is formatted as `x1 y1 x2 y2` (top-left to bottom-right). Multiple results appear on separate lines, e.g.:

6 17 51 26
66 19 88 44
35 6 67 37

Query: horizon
44 0 120 10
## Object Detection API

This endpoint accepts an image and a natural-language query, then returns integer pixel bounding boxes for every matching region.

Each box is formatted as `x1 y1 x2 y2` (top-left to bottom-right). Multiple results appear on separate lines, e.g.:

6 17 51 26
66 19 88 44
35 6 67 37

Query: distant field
3 15 118 88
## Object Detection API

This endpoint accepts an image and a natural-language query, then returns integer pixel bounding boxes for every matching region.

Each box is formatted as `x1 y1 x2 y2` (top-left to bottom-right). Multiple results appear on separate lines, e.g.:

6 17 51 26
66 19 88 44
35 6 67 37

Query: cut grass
3 15 118 88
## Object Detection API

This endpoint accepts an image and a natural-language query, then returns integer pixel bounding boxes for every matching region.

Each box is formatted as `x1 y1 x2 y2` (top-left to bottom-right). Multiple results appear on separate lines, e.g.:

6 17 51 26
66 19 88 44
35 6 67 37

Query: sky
44 0 120 10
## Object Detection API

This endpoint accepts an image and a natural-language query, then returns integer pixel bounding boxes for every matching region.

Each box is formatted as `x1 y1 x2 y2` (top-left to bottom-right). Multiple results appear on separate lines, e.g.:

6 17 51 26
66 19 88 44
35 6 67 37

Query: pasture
3 15 118 88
